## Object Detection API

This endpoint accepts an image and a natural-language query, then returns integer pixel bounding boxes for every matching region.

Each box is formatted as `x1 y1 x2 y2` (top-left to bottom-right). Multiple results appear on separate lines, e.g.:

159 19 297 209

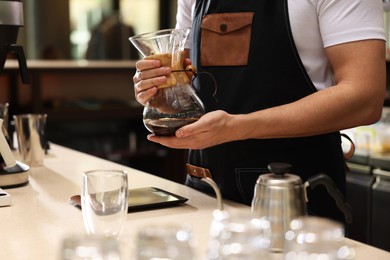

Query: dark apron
186 0 346 223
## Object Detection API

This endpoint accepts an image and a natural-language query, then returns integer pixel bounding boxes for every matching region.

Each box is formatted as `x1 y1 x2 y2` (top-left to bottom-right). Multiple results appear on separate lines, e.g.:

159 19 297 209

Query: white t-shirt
175 0 386 90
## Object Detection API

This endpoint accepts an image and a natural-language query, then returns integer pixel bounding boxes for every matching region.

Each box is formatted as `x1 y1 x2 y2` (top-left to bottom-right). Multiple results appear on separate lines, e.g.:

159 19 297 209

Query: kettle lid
256 163 302 186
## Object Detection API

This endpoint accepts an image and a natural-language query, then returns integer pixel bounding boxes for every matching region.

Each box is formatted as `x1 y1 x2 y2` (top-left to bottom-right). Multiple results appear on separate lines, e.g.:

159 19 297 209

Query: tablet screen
70 187 188 212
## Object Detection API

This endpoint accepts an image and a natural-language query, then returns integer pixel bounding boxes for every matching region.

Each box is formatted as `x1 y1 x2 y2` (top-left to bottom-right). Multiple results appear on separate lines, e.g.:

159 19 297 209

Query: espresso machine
0 0 30 188
0 0 29 84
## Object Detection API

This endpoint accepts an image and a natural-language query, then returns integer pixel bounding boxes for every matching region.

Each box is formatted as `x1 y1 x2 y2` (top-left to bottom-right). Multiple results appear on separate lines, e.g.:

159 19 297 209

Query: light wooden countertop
0 144 389 259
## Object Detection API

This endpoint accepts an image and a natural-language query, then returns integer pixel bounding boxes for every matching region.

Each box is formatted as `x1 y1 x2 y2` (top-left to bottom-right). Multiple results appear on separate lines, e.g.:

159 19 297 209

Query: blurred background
20 0 177 60
0 0 186 185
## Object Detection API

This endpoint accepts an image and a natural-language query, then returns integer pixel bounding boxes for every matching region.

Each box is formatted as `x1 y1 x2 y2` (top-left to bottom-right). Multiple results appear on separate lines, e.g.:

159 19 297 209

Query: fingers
136 86 158 104
136 59 161 71
133 59 162 84
132 59 171 104
133 73 167 103
183 58 192 67
133 67 171 84
176 119 204 138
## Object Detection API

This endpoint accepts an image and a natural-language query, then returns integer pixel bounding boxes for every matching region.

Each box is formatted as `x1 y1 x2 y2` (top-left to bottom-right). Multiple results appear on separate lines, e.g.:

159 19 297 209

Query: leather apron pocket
201 12 254 66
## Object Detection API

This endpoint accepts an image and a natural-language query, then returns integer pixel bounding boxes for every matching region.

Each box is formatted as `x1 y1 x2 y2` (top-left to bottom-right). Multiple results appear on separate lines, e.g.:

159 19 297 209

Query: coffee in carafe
129 28 205 136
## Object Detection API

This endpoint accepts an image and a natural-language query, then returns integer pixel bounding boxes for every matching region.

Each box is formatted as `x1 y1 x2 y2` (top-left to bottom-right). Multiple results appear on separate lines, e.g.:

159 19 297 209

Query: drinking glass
81 170 128 239
207 209 272 260
61 234 121 260
284 216 356 260
136 223 196 260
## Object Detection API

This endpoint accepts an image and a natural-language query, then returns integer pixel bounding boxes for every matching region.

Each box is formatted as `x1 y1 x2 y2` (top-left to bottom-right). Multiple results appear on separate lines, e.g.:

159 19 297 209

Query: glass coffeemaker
129 28 205 136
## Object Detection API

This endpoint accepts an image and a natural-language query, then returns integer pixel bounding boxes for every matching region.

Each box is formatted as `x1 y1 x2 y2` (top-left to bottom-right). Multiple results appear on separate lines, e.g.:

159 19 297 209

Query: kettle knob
268 162 292 177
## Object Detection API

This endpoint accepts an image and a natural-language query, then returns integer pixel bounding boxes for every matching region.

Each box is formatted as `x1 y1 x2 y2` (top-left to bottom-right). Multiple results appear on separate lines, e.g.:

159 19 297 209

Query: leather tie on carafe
145 53 219 102
144 51 190 89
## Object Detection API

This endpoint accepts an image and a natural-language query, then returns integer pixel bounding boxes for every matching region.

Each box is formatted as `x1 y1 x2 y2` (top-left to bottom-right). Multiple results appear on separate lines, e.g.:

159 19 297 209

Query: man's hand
147 110 240 149
132 51 192 106
132 59 171 106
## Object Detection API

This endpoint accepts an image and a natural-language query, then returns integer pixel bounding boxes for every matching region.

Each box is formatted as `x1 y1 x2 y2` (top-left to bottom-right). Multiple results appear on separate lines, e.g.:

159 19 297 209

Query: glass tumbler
61 234 121 260
207 209 272 260
81 170 128 239
284 216 355 260
136 223 196 260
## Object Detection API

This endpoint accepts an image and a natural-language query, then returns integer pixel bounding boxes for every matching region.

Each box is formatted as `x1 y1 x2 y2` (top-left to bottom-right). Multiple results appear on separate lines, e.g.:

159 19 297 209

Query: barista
132 0 386 224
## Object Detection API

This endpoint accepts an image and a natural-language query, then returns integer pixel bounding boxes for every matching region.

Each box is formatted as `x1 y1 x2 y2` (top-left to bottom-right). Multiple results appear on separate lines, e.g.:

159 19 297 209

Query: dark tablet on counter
70 187 188 212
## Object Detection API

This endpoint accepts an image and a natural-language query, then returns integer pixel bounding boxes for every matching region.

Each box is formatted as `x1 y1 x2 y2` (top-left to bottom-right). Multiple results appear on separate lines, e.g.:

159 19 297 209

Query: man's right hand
132 59 171 106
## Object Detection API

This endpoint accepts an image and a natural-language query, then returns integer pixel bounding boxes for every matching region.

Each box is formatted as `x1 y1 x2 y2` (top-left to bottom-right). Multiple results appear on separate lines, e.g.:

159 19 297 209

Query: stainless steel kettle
251 162 352 252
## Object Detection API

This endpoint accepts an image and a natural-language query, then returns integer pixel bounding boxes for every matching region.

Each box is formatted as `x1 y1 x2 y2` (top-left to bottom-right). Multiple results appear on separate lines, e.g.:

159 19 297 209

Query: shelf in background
4 59 137 71
42 104 143 121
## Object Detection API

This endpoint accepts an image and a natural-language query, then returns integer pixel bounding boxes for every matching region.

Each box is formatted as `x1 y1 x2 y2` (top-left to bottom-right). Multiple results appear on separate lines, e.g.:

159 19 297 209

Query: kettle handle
307 174 353 224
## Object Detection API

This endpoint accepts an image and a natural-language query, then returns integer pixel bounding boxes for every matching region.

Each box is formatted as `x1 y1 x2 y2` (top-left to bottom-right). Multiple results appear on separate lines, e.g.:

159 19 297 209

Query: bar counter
0 144 389 259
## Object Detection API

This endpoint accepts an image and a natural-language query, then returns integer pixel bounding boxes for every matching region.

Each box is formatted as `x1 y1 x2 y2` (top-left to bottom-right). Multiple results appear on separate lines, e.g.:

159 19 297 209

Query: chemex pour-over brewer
129 28 205 136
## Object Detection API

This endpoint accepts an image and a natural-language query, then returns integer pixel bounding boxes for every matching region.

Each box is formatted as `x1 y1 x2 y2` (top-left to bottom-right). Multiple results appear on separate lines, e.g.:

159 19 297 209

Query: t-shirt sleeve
175 0 194 49
318 0 386 47
175 0 193 29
